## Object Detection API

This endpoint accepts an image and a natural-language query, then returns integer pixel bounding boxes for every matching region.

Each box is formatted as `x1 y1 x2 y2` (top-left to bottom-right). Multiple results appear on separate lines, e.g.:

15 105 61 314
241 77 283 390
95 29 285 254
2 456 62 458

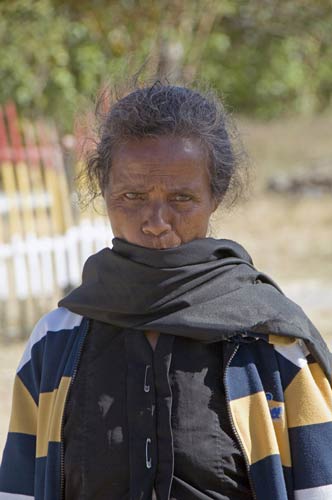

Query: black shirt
64 321 253 499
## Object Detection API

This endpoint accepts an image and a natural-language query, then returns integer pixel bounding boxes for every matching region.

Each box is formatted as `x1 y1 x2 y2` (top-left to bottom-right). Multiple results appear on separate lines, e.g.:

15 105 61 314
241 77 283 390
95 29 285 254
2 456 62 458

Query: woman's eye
172 194 192 202
124 192 143 200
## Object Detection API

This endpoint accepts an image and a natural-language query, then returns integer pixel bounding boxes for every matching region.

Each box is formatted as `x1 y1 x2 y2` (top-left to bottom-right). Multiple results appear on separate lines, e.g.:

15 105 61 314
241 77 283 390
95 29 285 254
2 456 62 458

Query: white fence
0 219 113 339
0 219 113 299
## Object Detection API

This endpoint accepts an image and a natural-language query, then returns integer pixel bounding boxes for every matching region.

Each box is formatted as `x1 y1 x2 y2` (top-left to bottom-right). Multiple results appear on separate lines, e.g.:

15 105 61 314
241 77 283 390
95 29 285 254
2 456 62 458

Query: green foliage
0 0 331 130
201 1 332 117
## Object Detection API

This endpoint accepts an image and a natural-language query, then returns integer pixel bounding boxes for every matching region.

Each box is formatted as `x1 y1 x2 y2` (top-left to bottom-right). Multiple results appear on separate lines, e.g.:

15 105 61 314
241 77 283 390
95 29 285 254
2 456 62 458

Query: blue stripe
227 341 285 401
35 456 46 500
250 454 289 500
0 433 35 495
283 465 294 500
35 443 61 500
18 335 46 405
39 327 80 393
274 350 302 390
42 442 61 500
19 327 81 399
289 421 332 490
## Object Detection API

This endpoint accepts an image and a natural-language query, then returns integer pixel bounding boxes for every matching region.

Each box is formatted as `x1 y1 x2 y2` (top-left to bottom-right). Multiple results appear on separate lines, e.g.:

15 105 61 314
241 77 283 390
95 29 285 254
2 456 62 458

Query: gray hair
81 80 250 209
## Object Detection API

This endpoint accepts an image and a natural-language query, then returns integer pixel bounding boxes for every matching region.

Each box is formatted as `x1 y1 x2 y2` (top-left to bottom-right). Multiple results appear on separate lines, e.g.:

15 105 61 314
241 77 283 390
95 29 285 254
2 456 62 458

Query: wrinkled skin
104 135 218 350
104 135 218 250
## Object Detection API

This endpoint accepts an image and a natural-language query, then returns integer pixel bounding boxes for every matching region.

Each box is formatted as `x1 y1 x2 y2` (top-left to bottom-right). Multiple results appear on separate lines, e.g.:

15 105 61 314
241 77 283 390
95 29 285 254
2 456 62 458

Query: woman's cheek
107 199 138 217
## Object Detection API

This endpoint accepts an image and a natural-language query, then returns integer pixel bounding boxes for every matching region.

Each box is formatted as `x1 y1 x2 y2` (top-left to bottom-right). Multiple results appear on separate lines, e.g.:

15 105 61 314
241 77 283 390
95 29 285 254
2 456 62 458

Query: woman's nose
141 203 172 236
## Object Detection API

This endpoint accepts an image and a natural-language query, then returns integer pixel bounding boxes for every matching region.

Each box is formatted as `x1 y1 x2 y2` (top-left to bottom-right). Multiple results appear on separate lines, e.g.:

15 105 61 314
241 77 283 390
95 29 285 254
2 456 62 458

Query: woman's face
104 135 218 249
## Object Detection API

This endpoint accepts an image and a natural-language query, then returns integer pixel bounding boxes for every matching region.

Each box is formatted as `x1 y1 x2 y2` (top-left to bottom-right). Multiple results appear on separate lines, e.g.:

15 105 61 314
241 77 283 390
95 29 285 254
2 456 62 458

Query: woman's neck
144 330 160 351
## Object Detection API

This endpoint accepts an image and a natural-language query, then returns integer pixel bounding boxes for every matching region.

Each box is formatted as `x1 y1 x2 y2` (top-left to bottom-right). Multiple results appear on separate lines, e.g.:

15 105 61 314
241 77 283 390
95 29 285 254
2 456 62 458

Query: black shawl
59 237 332 383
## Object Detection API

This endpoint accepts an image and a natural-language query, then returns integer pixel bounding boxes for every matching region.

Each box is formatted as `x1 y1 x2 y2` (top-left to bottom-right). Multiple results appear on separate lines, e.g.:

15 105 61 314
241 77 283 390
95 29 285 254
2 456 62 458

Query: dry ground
1 112 331 455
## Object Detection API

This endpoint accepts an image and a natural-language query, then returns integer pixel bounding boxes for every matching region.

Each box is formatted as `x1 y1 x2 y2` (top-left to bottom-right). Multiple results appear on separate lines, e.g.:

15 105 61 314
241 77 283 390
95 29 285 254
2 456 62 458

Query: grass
215 194 332 283
238 110 332 186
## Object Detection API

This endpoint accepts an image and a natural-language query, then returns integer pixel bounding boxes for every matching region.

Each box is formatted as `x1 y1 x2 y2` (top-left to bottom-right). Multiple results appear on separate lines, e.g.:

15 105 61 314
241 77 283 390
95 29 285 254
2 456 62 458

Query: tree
0 0 331 131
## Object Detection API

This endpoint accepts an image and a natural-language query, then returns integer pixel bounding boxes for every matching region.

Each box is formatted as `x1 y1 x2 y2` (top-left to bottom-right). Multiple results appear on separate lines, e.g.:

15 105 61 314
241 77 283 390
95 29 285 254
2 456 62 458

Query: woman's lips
137 236 182 249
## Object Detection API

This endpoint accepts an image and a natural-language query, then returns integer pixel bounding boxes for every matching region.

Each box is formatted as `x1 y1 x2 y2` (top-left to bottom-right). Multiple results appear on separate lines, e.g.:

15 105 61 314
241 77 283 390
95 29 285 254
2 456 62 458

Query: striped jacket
1 306 332 499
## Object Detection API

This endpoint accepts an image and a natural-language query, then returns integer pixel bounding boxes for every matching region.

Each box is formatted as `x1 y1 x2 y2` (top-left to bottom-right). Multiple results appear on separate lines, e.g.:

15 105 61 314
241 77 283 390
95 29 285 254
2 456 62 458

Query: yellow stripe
310 362 332 402
285 363 332 428
36 376 71 458
230 391 280 465
9 375 37 435
268 334 296 346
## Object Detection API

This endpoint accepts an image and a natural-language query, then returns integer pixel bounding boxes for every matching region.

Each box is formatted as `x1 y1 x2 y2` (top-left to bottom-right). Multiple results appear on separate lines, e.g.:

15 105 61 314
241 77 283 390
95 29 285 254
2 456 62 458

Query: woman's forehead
112 135 207 163
110 136 209 184
110 169 208 192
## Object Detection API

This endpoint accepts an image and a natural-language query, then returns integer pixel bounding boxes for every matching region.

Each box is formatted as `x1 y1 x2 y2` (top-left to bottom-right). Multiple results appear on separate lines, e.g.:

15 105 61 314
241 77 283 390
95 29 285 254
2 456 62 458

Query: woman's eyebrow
112 177 201 192
116 183 198 191
112 182 152 192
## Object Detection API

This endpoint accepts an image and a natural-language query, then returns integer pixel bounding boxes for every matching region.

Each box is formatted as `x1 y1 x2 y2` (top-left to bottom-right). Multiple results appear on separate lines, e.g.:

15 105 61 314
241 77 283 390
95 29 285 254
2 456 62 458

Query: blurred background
0 0 331 451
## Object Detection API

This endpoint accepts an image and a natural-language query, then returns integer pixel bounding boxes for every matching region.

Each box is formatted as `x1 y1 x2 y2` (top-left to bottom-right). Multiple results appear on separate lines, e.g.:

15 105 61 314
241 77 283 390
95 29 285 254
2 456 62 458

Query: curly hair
79 79 250 210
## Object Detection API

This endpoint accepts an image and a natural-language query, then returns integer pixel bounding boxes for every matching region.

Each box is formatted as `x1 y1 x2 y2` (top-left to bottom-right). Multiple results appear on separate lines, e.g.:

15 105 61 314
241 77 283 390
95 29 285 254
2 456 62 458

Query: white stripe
295 483 332 499
274 339 309 369
0 493 34 499
17 308 83 372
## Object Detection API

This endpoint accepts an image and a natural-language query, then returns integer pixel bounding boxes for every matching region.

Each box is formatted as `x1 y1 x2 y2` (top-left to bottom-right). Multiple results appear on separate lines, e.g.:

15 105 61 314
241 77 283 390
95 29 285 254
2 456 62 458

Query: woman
1 82 332 500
